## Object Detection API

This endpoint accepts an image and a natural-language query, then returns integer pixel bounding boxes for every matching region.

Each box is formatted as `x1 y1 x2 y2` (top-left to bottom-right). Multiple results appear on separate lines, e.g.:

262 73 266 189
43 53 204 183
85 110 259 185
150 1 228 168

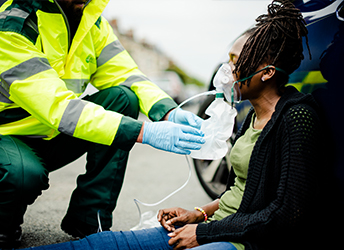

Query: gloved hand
142 121 205 155
168 108 203 130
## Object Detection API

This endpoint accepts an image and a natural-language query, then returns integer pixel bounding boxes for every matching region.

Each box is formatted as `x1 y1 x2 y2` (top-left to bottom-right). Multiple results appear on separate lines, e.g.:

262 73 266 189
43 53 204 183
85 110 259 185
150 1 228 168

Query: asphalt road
18 111 212 249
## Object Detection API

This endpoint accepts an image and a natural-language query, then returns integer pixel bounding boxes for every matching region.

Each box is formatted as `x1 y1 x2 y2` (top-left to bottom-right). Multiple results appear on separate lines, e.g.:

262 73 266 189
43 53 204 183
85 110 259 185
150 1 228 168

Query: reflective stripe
0 80 13 103
0 87 12 104
97 40 125 67
0 57 51 86
120 75 151 88
58 99 86 136
0 8 29 20
62 79 89 93
0 78 10 92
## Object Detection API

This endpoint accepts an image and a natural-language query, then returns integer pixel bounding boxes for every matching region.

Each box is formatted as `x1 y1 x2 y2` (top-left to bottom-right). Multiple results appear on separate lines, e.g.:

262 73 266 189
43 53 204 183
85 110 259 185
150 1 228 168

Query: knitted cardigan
196 86 323 250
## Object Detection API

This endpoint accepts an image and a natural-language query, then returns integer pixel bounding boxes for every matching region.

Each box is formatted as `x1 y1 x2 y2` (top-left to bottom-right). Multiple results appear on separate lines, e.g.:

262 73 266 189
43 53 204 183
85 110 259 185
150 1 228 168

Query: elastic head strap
235 65 288 84
231 65 287 106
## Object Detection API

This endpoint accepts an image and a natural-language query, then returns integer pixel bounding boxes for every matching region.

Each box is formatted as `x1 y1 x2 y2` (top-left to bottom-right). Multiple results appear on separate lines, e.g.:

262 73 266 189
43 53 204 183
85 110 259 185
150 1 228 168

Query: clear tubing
134 156 192 207
177 90 216 109
130 90 217 230
93 90 219 231
97 210 102 232
132 156 192 230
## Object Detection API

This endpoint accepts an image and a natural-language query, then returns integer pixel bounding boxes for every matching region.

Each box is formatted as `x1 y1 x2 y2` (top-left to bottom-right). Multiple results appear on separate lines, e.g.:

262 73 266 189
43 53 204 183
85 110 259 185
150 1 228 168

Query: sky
103 0 271 85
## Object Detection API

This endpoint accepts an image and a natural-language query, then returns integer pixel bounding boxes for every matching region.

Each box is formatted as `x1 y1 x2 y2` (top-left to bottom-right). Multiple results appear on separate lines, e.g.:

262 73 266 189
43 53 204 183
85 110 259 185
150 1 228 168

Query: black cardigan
196 86 324 250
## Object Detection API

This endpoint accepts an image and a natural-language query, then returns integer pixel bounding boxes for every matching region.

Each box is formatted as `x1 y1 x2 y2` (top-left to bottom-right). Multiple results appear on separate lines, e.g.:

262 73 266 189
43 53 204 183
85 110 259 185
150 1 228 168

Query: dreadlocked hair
233 0 311 90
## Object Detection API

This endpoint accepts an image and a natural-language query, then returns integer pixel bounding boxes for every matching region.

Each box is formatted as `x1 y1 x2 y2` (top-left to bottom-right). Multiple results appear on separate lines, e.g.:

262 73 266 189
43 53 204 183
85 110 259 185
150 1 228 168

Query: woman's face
228 34 248 71
238 64 268 101
229 34 273 101
228 34 249 101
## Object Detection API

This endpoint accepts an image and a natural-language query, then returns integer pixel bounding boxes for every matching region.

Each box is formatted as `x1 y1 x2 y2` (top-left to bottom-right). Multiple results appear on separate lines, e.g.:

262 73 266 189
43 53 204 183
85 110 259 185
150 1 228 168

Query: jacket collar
54 0 110 62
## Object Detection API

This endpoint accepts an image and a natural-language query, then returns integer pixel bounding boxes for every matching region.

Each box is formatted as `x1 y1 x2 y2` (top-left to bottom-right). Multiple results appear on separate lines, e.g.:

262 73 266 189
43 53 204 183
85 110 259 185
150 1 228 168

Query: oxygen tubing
177 90 216 109
129 90 219 230
94 90 218 231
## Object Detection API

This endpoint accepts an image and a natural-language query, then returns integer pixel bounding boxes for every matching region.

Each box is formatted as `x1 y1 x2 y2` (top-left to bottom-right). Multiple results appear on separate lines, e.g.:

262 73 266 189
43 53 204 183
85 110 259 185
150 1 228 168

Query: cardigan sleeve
196 103 322 246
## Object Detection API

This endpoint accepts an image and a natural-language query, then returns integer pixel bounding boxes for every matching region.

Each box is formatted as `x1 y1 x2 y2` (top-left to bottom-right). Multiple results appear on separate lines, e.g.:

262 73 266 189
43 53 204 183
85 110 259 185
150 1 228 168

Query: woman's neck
250 90 281 130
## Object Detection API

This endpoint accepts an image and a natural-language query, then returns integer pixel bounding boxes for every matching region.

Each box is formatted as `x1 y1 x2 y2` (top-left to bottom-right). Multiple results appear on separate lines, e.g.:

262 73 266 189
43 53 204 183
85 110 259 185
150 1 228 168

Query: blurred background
103 0 271 103
0 0 340 248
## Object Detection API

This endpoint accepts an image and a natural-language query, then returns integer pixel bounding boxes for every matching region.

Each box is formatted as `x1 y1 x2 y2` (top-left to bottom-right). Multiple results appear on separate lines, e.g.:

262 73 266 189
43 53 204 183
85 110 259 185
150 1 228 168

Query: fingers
186 113 203 130
175 139 204 150
167 228 180 245
179 125 204 137
177 126 205 144
170 147 191 155
161 217 175 231
168 125 205 154
157 209 166 222
160 214 175 231
168 225 199 250
193 116 203 130
168 227 185 248
157 209 178 231
166 216 184 227
173 109 203 130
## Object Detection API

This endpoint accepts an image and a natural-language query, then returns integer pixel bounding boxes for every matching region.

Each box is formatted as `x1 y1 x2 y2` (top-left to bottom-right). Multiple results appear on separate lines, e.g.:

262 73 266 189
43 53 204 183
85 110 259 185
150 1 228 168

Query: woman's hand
157 207 202 232
168 224 199 249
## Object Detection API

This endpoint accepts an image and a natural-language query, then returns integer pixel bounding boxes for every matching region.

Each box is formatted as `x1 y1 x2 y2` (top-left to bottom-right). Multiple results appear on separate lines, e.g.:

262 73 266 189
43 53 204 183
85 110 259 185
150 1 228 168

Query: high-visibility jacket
0 0 176 147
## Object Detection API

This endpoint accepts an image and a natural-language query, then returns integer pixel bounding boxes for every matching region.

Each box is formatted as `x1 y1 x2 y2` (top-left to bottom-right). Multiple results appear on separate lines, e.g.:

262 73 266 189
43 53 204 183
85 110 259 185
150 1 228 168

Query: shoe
0 226 22 249
61 215 109 238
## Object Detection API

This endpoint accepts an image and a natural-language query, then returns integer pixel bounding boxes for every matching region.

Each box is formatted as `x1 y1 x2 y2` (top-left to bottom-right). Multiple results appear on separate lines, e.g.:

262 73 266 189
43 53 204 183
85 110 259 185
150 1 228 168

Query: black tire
193 95 236 200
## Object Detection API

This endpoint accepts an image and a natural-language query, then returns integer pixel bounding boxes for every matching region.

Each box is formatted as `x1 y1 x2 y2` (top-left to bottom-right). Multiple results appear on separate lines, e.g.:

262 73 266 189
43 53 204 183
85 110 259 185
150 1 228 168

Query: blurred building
108 19 205 103
109 19 171 77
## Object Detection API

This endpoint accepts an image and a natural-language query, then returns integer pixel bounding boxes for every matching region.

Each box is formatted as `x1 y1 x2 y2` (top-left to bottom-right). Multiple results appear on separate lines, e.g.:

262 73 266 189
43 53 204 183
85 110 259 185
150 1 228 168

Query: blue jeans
24 227 237 250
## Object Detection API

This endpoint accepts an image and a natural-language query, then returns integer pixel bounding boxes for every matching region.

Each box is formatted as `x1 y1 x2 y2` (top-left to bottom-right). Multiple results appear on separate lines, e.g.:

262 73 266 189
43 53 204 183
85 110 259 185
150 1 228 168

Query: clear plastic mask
213 63 241 104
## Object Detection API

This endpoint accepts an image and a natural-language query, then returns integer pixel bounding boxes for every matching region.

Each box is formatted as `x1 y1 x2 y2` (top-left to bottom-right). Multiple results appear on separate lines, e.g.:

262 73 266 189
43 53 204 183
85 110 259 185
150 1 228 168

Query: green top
207 114 261 250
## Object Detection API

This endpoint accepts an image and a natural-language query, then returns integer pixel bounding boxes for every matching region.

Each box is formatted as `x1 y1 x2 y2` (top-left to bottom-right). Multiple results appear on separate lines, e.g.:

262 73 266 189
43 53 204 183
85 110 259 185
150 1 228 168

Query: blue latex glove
168 108 203 130
142 121 205 155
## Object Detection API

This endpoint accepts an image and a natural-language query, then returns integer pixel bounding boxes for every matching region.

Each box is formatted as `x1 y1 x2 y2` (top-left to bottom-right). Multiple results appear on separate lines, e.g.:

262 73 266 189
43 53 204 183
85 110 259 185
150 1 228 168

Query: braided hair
233 0 311 90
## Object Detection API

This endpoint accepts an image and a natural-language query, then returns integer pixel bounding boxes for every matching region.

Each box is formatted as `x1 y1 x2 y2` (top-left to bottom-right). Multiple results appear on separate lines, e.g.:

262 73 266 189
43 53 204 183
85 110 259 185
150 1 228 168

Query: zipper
54 0 71 51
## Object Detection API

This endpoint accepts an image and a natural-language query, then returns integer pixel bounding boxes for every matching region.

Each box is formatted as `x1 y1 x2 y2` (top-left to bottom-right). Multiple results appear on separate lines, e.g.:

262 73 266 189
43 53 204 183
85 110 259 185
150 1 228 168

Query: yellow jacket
0 0 176 147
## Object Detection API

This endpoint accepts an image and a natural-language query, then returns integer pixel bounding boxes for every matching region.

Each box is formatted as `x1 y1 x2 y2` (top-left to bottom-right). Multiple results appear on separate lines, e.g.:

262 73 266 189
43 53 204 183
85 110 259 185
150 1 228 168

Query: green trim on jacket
114 116 142 151
148 98 177 121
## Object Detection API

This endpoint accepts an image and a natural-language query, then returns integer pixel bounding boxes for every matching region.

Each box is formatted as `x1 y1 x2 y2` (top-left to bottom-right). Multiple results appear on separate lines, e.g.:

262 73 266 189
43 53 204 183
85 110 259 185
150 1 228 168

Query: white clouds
104 0 271 83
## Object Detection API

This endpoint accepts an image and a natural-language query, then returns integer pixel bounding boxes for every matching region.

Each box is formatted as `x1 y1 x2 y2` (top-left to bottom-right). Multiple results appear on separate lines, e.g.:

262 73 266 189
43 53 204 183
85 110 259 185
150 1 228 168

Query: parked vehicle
194 0 344 199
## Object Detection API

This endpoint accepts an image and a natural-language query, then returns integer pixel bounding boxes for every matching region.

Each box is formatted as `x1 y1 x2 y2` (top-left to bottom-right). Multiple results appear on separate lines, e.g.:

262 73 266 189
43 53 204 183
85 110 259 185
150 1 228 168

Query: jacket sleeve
90 17 177 121
196 104 322 245
0 30 141 147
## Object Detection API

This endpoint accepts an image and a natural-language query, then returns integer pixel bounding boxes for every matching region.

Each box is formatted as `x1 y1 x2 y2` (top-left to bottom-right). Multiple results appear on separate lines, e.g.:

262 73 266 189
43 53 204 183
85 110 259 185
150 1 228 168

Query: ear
261 66 276 82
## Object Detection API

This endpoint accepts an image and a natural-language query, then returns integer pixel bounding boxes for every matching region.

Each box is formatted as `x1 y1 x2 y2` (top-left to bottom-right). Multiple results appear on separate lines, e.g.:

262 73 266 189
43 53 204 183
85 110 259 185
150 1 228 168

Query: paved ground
18 111 212 249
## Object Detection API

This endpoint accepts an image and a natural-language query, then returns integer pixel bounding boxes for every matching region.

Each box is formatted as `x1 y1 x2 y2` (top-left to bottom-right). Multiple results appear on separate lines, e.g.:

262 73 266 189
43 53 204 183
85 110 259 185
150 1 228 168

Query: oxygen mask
212 63 241 105
189 63 238 160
